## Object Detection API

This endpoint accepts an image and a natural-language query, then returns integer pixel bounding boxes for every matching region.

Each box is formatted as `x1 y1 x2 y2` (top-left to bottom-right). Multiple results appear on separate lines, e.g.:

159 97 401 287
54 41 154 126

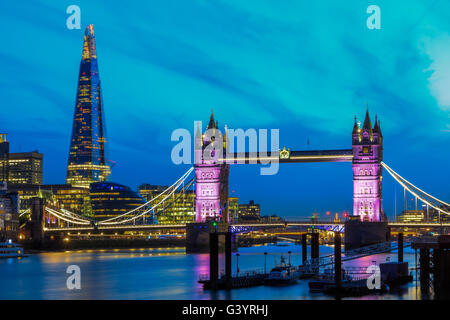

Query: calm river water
0 242 424 300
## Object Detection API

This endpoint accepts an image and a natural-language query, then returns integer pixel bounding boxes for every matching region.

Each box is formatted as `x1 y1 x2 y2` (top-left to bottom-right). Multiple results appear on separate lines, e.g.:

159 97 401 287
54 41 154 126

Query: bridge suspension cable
97 167 194 225
98 176 195 225
45 207 91 225
19 208 30 218
381 161 450 215
43 167 195 227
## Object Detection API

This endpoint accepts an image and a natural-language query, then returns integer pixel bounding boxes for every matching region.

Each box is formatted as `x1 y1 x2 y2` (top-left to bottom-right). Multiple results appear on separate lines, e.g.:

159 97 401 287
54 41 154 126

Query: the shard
66 25 110 188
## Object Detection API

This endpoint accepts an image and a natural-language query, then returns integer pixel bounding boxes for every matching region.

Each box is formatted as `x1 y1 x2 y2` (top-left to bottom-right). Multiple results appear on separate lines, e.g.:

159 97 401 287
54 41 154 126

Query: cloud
420 33 450 111
1 0 450 217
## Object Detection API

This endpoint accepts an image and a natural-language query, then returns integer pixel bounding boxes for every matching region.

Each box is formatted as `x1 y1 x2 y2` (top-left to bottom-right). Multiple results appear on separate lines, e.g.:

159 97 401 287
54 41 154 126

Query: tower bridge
194 108 384 223
16 24 449 250
20 107 449 251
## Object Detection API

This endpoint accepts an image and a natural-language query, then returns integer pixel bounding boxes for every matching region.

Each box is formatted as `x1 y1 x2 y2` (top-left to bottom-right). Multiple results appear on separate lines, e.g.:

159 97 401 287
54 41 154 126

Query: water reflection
0 243 420 300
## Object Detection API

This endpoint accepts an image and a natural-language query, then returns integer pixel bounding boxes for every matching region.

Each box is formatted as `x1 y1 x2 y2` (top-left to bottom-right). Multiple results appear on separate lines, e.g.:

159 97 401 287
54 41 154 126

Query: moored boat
264 256 300 286
0 240 24 258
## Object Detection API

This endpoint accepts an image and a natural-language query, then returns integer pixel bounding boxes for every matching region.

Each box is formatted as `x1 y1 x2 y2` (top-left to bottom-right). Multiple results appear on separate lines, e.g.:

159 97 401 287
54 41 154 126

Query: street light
236 253 240 276
264 252 268 274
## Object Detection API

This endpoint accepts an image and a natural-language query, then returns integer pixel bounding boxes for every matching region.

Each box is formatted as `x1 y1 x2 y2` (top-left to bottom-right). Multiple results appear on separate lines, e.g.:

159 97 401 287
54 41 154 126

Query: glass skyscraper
66 25 110 188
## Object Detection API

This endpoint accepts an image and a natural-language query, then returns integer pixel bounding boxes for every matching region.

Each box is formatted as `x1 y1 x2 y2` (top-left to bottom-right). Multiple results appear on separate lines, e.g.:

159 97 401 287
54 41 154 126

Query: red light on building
326 211 331 216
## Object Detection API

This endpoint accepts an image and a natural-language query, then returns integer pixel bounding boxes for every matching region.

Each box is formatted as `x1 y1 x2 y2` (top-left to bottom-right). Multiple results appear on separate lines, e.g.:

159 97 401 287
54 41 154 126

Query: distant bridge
40 220 450 234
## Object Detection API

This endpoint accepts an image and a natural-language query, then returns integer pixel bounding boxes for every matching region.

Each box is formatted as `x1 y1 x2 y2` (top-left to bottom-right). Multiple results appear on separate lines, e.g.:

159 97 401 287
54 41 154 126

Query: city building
139 184 167 200
0 134 43 185
139 185 239 224
138 184 196 224
228 197 239 222
66 25 110 188
260 214 283 223
7 184 90 216
90 182 147 221
398 210 425 223
426 206 450 223
0 182 19 241
0 134 9 181
238 200 260 221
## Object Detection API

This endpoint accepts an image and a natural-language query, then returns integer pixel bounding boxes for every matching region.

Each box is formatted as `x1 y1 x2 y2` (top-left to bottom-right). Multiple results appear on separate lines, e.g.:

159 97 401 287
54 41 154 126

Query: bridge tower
352 107 383 222
194 111 230 223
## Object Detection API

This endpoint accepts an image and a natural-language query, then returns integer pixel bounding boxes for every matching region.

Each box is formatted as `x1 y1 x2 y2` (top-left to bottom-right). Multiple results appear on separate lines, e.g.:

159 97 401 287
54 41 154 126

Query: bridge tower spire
352 105 383 222
194 113 229 223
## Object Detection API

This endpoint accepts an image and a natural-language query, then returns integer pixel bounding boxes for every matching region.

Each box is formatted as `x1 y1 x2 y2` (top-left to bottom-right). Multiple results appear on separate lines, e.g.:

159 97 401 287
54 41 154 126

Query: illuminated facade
8 184 90 216
90 182 146 221
66 25 110 188
0 182 19 240
0 134 8 181
138 184 196 224
228 197 239 222
0 134 43 185
352 107 383 222
398 210 424 223
427 206 450 222
194 112 230 223
238 200 260 221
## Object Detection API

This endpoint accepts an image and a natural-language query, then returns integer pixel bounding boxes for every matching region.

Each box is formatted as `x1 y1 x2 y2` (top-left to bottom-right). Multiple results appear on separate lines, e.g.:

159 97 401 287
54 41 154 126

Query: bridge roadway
218 149 354 164
42 221 450 233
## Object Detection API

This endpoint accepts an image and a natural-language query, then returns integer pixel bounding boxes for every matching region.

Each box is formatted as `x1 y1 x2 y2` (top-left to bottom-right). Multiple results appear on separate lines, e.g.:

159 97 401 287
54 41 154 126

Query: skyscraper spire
82 25 97 60
362 104 372 131
223 124 228 151
195 122 202 139
207 109 216 130
352 115 358 134
66 25 110 188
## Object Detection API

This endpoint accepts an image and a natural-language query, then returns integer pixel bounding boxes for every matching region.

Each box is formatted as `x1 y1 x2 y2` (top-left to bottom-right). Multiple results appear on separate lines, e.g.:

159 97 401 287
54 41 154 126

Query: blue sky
0 1 449 219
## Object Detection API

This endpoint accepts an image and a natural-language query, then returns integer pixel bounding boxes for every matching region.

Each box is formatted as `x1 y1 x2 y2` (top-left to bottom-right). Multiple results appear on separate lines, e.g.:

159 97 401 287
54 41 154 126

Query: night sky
0 1 449 219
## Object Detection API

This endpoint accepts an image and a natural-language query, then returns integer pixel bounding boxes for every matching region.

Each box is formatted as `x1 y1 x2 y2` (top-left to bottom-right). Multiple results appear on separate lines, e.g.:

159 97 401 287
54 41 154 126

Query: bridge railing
302 240 415 272
233 221 286 225
406 235 438 243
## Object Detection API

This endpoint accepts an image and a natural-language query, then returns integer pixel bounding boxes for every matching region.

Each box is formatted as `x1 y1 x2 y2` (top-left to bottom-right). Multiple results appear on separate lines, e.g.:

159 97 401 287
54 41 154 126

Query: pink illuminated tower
352 107 384 222
194 111 230 223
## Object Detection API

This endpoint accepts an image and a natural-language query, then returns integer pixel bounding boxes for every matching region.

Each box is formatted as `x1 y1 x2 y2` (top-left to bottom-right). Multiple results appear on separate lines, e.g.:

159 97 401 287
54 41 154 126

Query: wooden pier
199 270 266 290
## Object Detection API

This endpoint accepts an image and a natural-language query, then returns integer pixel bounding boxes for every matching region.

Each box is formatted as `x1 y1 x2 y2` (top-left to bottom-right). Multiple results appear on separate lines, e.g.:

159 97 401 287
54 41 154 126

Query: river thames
0 242 422 300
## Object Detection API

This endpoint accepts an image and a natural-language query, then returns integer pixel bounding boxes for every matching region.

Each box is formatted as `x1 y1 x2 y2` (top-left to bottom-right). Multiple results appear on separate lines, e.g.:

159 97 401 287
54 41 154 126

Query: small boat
308 268 352 292
0 240 24 258
265 256 300 286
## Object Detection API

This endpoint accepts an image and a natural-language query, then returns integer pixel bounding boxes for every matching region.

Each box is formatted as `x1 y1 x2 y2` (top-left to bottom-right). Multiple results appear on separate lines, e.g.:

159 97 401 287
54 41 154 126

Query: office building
66 25 110 188
0 134 43 185
90 182 147 221
8 184 90 216
398 210 425 223
0 182 19 241
238 200 260 221
139 184 196 224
